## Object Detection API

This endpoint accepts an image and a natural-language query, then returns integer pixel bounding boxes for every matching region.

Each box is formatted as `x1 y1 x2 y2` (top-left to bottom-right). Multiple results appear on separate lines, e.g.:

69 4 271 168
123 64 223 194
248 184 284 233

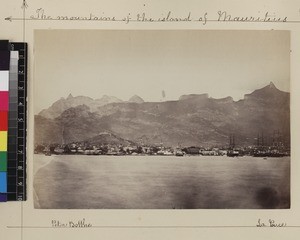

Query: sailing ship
227 134 239 157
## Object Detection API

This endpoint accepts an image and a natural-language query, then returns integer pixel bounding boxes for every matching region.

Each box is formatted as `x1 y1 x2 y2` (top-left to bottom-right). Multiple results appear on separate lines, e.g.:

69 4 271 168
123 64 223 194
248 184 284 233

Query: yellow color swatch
0 131 7 151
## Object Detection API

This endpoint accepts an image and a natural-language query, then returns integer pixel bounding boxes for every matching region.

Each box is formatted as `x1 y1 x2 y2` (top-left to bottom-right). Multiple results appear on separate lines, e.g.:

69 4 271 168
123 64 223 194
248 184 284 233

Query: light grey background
34 30 290 113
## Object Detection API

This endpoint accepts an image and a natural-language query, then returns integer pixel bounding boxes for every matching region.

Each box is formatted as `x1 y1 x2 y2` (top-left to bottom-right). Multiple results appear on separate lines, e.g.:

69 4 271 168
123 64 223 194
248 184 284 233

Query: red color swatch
0 111 7 130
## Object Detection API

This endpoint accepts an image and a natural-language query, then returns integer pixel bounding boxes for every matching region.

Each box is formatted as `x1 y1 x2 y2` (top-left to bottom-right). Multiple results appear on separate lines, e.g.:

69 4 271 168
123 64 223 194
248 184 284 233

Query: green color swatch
0 152 7 171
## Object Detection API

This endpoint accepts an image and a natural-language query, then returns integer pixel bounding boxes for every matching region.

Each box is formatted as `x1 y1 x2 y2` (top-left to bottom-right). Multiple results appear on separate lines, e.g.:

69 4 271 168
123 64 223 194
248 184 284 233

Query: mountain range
35 82 290 147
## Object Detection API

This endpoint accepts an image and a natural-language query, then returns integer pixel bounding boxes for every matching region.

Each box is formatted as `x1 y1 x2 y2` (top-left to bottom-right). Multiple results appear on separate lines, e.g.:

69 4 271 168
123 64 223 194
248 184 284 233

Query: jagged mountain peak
260 81 280 92
128 95 144 103
244 82 288 100
269 81 276 89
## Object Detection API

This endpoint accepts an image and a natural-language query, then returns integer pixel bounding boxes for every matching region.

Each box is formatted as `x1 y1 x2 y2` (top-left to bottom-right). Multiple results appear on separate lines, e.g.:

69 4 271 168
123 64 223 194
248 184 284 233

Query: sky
34 30 290 113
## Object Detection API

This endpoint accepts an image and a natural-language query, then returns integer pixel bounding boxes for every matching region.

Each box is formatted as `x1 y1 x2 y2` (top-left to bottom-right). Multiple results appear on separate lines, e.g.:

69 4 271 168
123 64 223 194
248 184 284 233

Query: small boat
227 150 239 157
175 150 184 156
45 151 51 156
44 146 51 156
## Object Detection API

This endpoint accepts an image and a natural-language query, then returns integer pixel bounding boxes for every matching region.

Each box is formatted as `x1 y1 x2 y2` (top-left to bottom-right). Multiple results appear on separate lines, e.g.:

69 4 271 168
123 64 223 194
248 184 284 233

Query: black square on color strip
8 143 17 149
8 143 17 151
0 51 10 70
8 152 17 159
7 184 16 192
18 129 24 137
7 193 17 201
8 176 17 186
0 40 9 50
7 161 17 168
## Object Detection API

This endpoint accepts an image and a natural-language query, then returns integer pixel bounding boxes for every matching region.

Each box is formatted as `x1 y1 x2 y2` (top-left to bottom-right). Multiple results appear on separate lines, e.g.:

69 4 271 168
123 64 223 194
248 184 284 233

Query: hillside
35 82 290 147
39 94 122 119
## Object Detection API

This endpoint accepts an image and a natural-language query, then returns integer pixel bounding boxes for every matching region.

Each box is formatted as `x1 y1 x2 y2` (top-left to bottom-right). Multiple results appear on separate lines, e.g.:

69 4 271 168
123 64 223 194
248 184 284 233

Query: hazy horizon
34 30 290 114
35 81 288 115
42 80 287 105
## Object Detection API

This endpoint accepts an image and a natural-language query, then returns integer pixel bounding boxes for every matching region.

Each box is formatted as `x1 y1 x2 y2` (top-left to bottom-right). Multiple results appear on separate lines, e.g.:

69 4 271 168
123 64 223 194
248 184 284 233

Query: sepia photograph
33 30 290 209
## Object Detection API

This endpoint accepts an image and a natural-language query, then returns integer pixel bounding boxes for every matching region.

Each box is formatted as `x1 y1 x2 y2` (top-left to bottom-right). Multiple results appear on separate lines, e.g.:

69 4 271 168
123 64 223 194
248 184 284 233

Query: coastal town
34 134 290 158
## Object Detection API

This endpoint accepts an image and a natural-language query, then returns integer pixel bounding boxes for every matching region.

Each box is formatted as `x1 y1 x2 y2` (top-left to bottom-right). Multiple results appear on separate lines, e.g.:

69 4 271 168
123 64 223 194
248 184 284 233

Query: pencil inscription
257 219 287 227
51 219 93 228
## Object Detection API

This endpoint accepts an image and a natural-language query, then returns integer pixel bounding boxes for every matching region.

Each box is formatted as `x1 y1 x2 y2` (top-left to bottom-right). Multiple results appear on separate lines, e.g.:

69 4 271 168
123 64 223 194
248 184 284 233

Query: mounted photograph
33 30 290 209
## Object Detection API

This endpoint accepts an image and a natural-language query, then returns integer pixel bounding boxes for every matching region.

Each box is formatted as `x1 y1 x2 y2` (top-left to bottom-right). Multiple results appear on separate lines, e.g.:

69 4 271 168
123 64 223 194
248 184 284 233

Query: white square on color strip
11 51 19 59
0 71 9 91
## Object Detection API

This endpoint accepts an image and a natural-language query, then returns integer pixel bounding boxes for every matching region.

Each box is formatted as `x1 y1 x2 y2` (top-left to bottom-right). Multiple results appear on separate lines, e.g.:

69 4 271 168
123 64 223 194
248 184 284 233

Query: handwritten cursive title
29 8 288 25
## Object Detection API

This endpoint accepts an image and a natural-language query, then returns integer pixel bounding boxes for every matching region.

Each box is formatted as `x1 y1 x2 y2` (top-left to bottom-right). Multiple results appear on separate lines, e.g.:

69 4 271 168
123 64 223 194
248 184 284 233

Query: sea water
33 155 290 209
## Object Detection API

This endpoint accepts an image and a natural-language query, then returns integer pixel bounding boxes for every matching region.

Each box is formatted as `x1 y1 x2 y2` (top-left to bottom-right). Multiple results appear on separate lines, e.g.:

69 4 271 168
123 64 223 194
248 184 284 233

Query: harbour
33 155 290 209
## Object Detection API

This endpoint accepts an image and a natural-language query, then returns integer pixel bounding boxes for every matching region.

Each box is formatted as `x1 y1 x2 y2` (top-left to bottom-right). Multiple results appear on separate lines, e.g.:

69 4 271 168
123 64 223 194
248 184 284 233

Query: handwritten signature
257 218 287 227
52 218 92 228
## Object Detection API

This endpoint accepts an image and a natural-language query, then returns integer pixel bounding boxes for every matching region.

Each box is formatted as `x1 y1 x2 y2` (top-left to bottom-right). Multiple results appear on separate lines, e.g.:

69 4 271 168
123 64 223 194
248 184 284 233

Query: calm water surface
33 155 290 209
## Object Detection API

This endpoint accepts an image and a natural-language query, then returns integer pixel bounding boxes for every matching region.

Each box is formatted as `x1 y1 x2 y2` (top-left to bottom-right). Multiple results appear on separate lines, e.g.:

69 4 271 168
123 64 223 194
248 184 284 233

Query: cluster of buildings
34 141 290 157
35 143 184 156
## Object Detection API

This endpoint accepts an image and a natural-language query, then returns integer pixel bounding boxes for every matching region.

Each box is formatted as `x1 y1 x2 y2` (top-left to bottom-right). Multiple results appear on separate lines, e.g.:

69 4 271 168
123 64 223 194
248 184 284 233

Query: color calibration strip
8 42 27 201
7 50 19 201
0 40 10 202
0 40 27 202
